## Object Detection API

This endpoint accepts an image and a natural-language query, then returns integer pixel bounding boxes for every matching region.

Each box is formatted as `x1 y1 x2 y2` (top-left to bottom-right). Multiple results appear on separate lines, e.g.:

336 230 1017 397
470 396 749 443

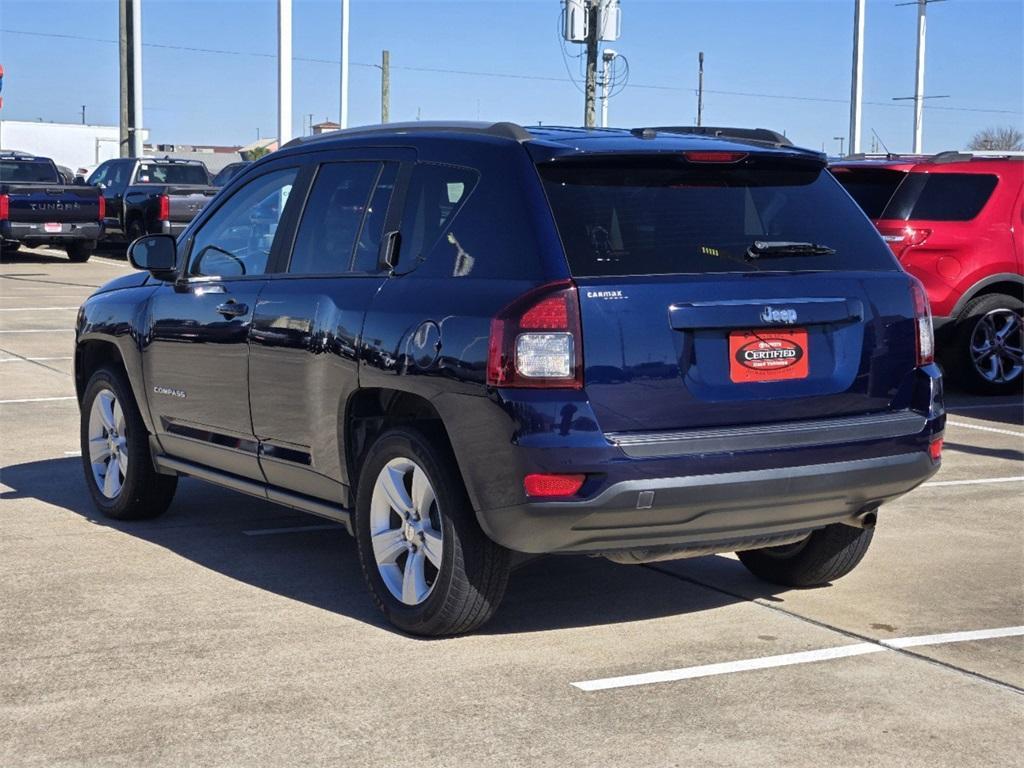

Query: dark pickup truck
88 157 218 242
0 152 104 262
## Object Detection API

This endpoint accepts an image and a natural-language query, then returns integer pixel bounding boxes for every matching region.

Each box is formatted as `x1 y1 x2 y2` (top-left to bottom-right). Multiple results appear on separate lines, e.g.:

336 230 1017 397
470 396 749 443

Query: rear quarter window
831 168 907 219
539 156 898 277
882 172 998 221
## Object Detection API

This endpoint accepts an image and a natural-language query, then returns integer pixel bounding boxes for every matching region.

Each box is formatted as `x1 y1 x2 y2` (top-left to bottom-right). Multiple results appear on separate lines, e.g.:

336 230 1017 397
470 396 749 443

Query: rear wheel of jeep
353 427 511 637
736 523 873 587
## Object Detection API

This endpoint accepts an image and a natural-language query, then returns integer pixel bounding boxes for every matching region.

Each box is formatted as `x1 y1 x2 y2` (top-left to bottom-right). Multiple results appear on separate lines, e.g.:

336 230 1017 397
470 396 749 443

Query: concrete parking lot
2 248 1022 767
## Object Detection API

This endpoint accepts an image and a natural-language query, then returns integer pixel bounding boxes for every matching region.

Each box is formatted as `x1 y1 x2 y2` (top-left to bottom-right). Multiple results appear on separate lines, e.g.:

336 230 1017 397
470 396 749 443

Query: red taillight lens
97 195 106 221
928 437 943 462
524 473 586 497
158 194 170 221
879 226 931 259
683 151 748 163
910 278 934 365
487 281 583 389
0 194 8 221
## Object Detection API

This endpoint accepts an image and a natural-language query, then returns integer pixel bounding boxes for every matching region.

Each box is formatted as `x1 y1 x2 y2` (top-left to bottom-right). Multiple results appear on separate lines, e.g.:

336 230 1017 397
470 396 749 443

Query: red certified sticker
729 329 809 383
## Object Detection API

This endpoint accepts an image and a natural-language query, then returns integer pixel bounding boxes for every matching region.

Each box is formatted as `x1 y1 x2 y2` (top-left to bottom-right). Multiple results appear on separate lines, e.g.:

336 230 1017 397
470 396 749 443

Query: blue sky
1 0 1021 153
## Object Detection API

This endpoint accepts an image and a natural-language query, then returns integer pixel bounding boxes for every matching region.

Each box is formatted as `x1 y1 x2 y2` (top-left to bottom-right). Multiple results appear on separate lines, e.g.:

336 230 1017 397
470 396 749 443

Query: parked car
75 122 944 636
832 153 1023 394
211 161 252 187
0 151 103 261
87 157 219 242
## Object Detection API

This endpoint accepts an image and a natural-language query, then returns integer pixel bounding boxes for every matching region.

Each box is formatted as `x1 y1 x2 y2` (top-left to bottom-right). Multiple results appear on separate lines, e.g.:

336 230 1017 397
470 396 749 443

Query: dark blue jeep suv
75 122 944 636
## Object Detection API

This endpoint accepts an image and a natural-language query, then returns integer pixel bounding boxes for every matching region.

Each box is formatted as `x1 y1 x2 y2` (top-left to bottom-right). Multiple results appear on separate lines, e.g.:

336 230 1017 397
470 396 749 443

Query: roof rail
927 150 1024 163
648 126 793 147
0 149 39 159
282 120 532 149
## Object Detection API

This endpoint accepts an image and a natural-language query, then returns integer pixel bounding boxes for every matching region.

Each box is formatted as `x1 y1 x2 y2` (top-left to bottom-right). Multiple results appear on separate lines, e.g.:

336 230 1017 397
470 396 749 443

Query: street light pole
600 49 617 128
913 0 927 153
339 0 349 128
848 0 865 155
278 0 293 145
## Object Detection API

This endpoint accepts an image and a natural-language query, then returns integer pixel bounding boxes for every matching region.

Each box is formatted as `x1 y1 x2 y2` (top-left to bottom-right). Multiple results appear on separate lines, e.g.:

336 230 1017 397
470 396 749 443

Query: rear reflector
683 151 748 163
929 437 943 462
0 194 8 221
910 278 934 365
524 473 585 497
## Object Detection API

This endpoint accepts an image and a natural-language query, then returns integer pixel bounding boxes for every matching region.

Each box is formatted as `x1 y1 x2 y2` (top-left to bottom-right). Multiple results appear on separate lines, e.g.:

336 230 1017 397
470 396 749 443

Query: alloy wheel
88 388 128 499
369 457 444 606
969 308 1023 384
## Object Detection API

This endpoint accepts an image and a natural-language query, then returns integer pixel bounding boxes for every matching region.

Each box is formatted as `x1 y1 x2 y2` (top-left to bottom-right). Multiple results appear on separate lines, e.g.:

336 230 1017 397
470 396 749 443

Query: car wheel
80 366 178 520
0 242 20 257
948 293 1023 395
66 241 94 262
736 523 873 587
353 427 511 637
126 218 147 242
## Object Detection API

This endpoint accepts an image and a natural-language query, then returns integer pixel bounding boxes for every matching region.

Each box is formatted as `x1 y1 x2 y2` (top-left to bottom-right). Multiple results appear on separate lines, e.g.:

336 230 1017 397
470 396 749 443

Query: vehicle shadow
0 456 783 636
0 250 72 265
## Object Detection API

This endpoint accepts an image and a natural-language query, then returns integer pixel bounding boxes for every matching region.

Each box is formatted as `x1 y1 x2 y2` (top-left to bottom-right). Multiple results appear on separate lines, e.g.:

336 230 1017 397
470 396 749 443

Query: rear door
537 153 917 433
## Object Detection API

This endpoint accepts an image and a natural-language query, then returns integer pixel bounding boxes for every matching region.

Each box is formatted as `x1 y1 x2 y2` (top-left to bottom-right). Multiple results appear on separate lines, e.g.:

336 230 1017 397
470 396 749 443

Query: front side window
288 162 381 274
188 168 297 278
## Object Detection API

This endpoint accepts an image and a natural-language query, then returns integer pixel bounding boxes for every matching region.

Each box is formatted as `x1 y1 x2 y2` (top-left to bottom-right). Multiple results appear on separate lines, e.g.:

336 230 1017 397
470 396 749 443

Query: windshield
0 160 60 184
539 157 898 276
134 162 209 185
832 167 907 218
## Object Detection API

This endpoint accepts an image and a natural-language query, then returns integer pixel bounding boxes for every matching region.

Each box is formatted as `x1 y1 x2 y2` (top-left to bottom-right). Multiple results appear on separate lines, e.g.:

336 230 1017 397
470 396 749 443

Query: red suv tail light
487 280 583 389
910 278 934 365
158 194 170 221
97 195 106 221
879 226 931 259
0 194 9 221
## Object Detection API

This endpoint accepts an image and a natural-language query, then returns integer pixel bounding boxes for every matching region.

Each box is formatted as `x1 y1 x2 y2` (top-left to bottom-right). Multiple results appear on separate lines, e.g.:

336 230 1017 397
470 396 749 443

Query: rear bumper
159 220 189 237
1 221 102 245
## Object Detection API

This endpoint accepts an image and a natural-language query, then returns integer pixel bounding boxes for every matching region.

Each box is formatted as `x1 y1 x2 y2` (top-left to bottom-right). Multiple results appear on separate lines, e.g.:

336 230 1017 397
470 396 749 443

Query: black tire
66 241 94 262
353 427 511 637
126 217 147 243
737 524 873 588
0 242 20 256
945 293 1023 395
80 365 177 520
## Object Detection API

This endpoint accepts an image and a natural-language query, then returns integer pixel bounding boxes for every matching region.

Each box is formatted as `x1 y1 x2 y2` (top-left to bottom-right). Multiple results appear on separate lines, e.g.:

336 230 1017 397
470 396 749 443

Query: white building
0 120 148 174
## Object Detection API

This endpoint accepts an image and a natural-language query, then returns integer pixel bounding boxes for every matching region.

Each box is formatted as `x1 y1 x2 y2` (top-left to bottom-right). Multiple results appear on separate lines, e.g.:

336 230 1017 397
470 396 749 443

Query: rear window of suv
879 172 998 221
539 156 898 277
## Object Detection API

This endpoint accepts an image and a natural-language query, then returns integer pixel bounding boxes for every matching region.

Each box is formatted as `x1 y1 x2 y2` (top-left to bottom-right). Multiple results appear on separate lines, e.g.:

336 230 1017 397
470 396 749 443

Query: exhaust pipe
844 504 879 530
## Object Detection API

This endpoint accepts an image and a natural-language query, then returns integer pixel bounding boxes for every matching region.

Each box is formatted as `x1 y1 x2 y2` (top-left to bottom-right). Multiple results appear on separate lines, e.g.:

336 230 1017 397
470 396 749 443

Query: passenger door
143 164 304 480
249 152 407 500
102 160 132 234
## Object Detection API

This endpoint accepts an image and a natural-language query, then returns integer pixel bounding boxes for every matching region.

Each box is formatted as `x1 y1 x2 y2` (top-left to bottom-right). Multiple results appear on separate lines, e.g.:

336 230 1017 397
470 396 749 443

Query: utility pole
584 1 599 128
307 113 314 135
380 50 390 124
81 105 86 125
118 0 143 157
697 51 704 127
834 136 846 156
848 0 865 154
278 0 293 145
339 0 349 128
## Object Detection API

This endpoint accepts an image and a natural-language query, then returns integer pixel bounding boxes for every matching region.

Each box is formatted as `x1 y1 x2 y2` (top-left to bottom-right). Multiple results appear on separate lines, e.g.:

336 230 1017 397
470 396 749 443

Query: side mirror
96 182 107 191
380 230 401 271
128 234 177 277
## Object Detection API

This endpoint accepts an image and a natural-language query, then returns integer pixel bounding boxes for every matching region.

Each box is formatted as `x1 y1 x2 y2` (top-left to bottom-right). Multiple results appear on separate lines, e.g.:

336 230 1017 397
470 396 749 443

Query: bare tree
967 126 1024 151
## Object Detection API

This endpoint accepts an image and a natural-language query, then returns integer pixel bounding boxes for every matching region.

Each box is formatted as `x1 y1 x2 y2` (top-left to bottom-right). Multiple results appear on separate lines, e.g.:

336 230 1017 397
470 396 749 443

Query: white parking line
946 420 1024 438
572 625 1024 691
243 523 344 536
0 396 76 404
0 303 79 309
947 402 1023 411
0 328 74 334
0 356 73 363
925 476 1024 488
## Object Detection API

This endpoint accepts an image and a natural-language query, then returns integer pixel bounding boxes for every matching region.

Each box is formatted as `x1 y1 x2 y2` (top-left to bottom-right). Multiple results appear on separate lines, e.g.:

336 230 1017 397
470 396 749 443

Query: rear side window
288 161 383 274
881 172 998 221
135 163 210 185
397 163 478 270
539 157 898 277
832 168 906 218
0 160 60 183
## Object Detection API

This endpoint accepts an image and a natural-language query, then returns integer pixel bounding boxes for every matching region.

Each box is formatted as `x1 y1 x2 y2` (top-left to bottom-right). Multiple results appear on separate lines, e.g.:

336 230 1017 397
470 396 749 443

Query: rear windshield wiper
746 241 836 260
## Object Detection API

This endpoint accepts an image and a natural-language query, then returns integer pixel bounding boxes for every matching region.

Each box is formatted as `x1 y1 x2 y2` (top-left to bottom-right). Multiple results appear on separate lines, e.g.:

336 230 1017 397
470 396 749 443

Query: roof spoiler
647 126 792 147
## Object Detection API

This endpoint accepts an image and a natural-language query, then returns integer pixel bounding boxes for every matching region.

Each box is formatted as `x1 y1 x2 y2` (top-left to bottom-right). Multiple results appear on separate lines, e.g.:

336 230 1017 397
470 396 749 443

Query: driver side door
143 165 304 481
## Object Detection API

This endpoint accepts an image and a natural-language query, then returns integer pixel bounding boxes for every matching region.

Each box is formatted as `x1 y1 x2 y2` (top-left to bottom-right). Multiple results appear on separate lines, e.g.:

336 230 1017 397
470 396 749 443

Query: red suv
832 153 1023 394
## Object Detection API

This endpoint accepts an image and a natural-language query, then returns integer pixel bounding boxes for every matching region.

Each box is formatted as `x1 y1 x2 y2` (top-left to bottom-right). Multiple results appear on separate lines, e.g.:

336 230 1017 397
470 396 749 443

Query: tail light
524 473 586 497
910 278 934 365
487 280 583 389
158 194 170 221
0 194 8 221
879 226 931 259
928 437 943 462
97 195 106 221
683 150 748 163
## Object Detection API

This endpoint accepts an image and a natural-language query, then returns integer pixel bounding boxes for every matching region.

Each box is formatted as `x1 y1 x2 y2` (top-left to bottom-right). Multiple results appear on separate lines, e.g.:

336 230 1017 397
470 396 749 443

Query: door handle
216 300 248 318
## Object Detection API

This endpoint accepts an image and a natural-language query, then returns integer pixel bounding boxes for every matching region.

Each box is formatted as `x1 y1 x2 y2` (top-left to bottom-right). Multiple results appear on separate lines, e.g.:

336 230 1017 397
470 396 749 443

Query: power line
2 28 1021 116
